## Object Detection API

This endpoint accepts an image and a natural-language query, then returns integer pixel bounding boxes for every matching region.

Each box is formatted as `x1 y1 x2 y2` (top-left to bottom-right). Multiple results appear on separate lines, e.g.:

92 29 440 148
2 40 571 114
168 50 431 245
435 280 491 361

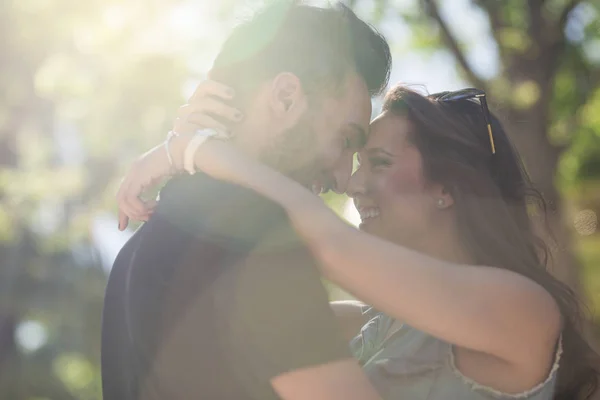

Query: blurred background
1 0 599 398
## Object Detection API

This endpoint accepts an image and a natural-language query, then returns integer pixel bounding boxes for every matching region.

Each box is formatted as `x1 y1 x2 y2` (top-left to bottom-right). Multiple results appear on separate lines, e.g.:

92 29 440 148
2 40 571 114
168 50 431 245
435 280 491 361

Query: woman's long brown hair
382 86 599 399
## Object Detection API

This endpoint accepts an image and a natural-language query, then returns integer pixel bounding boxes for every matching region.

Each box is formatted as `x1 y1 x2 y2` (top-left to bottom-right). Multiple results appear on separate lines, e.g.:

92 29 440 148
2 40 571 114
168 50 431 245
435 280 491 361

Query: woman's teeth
360 208 380 220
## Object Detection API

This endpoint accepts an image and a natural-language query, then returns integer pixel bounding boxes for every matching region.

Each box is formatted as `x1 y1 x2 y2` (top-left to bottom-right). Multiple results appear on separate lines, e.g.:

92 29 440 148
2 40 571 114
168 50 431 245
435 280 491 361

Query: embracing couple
101 2 598 400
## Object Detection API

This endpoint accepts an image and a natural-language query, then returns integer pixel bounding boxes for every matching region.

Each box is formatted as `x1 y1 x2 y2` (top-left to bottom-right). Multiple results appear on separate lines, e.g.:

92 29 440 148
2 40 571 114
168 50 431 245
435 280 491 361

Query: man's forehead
317 74 372 135
321 93 370 129
339 73 372 111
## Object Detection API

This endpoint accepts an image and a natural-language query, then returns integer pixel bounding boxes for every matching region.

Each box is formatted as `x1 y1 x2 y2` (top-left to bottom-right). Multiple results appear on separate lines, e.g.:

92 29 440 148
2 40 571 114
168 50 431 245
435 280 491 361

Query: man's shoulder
155 173 290 246
157 173 234 214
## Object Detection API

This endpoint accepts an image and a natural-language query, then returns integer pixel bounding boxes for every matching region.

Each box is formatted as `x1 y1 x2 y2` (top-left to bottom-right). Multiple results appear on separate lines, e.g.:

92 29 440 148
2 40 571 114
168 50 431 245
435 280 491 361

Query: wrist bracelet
164 131 179 173
183 129 219 175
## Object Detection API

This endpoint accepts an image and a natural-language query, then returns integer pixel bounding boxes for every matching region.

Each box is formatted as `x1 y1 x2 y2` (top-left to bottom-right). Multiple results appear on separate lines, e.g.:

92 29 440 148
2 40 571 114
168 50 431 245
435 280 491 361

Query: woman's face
348 111 445 245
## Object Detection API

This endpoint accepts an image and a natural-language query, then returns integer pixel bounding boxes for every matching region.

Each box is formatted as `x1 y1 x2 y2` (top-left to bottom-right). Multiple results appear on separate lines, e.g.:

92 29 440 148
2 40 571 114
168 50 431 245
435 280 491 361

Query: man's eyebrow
348 123 368 147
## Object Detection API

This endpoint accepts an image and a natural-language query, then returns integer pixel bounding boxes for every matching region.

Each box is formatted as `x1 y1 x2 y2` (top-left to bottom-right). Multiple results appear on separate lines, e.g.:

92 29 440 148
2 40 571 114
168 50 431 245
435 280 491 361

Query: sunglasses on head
429 88 496 155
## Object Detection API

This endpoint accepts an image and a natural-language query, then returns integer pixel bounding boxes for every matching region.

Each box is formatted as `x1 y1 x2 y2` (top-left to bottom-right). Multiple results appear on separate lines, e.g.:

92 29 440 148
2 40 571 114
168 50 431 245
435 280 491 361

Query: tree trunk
502 114 600 356
503 115 582 292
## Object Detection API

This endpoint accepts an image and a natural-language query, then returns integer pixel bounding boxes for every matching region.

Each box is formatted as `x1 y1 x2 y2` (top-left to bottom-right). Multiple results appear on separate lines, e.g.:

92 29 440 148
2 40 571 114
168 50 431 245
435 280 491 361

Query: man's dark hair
210 1 391 98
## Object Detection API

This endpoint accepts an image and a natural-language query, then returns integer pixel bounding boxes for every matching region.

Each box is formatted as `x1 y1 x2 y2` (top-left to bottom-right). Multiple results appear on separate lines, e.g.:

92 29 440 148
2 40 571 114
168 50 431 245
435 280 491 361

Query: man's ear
268 72 308 129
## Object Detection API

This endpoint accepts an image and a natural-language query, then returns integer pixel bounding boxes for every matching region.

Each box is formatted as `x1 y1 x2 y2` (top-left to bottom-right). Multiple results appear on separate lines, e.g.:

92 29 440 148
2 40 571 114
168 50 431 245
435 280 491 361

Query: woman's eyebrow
365 147 396 157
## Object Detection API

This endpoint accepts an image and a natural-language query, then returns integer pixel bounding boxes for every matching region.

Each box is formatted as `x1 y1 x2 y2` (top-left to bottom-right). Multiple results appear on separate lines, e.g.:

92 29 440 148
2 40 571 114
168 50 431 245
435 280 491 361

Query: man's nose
346 168 365 199
331 173 349 194
331 158 353 194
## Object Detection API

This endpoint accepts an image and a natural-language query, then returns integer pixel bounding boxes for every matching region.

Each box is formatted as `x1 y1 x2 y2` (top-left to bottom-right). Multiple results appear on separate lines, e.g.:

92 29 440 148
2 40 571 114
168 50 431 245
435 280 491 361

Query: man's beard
258 113 322 187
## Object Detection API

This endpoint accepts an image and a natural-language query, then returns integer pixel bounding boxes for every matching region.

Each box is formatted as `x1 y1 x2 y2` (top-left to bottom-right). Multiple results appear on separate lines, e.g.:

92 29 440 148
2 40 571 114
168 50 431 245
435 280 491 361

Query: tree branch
559 0 581 28
422 0 487 90
528 0 546 46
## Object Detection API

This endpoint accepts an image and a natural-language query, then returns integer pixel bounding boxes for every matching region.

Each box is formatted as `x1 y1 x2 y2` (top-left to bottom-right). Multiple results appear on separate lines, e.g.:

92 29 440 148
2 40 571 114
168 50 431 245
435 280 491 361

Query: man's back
101 174 349 399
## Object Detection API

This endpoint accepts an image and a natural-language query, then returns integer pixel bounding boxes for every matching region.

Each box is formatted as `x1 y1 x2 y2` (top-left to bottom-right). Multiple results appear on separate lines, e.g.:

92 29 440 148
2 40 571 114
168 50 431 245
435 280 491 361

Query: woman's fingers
194 96 242 122
117 176 146 220
118 210 130 231
186 113 230 134
173 80 241 136
190 80 235 101
116 162 160 230
119 186 150 224
117 180 137 230
178 98 242 125
116 180 131 230
144 199 158 213
128 175 157 216
172 116 198 135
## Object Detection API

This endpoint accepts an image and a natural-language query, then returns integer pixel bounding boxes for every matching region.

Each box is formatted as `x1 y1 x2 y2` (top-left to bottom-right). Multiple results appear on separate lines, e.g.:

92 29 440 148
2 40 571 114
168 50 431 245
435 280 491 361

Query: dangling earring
436 198 445 209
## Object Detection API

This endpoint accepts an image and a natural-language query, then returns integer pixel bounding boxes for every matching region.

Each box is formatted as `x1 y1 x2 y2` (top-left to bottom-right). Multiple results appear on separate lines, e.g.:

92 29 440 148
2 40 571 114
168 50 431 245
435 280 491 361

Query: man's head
209 1 391 192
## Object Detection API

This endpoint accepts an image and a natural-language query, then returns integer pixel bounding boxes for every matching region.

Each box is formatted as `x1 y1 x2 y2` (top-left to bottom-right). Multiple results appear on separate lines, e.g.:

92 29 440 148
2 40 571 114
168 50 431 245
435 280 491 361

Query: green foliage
0 0 213 397
498 27 532 54
578 234 600 322
2 0 600 398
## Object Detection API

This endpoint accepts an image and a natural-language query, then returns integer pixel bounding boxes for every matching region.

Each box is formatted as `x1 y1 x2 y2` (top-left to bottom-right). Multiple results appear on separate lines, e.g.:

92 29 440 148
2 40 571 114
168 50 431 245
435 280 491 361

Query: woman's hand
116 80 241 230
116 142 177 230
172 80 242 137
117 134 270 230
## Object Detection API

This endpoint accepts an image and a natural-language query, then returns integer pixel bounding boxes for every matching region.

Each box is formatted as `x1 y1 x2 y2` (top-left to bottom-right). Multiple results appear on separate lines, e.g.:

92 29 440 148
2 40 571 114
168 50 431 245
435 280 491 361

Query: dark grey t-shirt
101 173 349 400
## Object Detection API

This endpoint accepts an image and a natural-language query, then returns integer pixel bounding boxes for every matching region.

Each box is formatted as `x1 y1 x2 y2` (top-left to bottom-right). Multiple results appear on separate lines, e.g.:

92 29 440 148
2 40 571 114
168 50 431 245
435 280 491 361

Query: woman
117 83 599 399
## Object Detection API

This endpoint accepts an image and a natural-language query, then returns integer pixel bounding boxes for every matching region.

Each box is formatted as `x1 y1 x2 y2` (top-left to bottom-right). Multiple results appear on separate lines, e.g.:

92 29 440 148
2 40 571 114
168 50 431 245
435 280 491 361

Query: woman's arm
116 127 560 375
180 137 562 373
271 359 381 400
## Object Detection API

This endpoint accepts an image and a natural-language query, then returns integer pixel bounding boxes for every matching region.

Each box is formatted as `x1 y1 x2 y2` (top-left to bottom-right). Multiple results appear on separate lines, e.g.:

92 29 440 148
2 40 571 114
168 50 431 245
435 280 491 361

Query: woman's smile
357 206 381 229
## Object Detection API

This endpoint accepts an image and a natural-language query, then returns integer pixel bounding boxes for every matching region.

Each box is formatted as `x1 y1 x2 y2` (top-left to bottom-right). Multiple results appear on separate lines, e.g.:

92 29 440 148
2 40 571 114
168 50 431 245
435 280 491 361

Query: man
101 2 391 399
